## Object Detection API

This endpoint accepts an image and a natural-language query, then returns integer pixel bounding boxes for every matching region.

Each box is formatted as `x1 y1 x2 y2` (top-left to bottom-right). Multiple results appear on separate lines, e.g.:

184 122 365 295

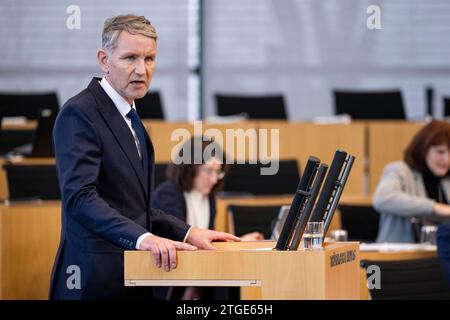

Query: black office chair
4 164 61 200
222 159 300 196
0 92 59 119
338 205 380 243
28 108 58 157
153 163 168 189
215 94 287 119
333 90 406 119
0 109 3 140
360 257 450 300
443 97 450 117
135 91 164 119
8 108 58 157
0 129 35 155
227 205 281 239
0 92 58 154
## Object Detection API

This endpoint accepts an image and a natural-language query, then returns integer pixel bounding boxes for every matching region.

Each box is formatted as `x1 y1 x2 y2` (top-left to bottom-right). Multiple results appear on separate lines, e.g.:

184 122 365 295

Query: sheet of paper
360 242 436 252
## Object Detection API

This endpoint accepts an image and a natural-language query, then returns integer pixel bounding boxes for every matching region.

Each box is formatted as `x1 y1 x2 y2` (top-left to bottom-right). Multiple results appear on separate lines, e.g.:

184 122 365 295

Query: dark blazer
438 222 450 287
151 180 216 230
50 78 190 300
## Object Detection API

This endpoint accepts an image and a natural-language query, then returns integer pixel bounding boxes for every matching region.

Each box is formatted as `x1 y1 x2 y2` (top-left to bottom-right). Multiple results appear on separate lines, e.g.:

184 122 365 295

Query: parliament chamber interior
1 0 450 302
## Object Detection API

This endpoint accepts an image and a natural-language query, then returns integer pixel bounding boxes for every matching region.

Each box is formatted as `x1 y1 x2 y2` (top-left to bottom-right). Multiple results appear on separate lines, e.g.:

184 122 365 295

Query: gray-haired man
50 14 239 300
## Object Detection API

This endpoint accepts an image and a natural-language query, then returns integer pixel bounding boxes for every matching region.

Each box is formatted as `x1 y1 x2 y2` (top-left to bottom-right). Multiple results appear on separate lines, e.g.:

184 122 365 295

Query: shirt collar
99 77 136 117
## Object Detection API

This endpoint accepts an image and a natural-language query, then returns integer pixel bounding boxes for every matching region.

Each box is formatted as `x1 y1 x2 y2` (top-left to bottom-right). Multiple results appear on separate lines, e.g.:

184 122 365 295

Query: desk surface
2 120 38 131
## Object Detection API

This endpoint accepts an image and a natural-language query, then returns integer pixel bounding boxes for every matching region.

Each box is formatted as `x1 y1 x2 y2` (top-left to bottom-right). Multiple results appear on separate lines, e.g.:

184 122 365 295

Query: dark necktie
127 108 149 188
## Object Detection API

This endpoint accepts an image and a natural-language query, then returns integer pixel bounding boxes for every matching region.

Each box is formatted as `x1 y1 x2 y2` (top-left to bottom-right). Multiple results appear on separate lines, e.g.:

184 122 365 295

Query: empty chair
0 109 3 139
443 97 450 117
8 108 58 157
228 205 282 239
334 90 405 119
360 257 450 300
215 94 287 119
0 92 59 119
135 91 164 119
222 159 300 196
0 129 35 155
29 108 58 157
4 164 60 200
0 92 58 154
338 205 380 242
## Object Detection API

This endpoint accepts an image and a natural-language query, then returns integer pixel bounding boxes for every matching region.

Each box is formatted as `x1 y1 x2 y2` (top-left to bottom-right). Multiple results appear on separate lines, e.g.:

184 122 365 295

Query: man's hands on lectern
139 228 240 272
186 227 241 250
139 234 196 272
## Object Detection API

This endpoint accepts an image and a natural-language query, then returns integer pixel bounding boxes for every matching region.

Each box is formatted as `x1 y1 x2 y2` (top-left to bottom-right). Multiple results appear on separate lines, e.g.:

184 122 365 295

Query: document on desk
360 242 436 252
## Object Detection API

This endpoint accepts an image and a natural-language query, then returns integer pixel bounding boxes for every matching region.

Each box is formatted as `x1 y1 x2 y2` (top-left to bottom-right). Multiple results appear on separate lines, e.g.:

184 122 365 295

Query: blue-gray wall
2 0 450 120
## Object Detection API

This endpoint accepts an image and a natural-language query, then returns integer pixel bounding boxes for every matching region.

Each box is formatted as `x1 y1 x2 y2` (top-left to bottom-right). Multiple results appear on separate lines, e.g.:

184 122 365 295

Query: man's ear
97 49 109 74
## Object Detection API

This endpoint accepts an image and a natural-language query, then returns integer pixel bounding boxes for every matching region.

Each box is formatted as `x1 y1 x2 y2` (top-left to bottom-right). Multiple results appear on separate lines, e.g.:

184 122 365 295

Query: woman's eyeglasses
199 167 226 180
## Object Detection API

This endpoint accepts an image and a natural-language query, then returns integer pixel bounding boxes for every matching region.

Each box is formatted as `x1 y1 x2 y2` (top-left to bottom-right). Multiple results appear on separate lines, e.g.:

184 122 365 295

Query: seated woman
373 120 450 243
151 137 262 299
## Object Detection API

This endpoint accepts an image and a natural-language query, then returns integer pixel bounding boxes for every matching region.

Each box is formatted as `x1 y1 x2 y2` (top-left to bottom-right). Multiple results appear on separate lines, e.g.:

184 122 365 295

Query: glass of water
303 221 324 250
330 229 348 242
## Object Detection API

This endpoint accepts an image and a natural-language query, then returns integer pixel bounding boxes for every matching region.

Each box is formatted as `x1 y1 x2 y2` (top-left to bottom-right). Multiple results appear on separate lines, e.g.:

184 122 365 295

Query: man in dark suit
437 222 450 287
50 14 239 300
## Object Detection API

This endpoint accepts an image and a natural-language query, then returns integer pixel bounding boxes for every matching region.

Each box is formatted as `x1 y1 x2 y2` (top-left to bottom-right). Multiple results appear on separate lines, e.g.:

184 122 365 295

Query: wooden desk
256 122 366 195
1 120 38 131
0 201 61 299
359 248 436 300
203 121 260 163
125 241 360 300
367 121 424 192
142 119 435 196
145 120 262 163
143 121 194 164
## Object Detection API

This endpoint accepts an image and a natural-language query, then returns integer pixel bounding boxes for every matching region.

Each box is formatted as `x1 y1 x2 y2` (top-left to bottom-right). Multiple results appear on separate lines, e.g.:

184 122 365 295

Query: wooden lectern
124 241 360 300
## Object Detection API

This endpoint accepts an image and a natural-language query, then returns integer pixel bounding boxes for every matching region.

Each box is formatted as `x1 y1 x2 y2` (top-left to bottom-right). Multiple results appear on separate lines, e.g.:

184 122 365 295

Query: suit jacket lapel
87 78 149 199
144 132 155 191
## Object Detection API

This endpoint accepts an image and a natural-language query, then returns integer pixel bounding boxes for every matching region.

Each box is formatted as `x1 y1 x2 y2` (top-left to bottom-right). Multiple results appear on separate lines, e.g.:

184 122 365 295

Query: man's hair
404 120 450 173
102 14 157 52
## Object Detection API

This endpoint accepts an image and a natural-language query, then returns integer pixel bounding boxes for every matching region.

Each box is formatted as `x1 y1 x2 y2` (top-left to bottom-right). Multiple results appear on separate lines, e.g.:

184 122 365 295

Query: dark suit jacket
438 222 450 287
50 78 190 300
151 180 216 230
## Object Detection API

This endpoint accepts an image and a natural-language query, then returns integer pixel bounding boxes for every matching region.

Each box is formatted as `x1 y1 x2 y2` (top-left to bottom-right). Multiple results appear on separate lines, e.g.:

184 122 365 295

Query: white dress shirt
184 190 210 230
99 77 142 158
